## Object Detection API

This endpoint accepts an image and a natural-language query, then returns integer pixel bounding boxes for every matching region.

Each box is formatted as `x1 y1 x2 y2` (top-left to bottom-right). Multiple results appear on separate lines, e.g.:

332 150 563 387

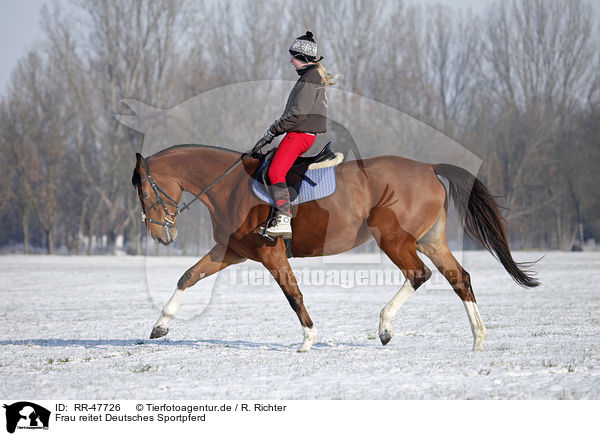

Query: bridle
136 149 258 233
135 155 182 237
139 172 179 229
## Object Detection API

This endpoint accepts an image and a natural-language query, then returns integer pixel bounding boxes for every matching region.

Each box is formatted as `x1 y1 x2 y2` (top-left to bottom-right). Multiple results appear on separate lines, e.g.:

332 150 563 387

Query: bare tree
1 0 599 253
40 0 193 253
478 0 598 249
0 98 40 253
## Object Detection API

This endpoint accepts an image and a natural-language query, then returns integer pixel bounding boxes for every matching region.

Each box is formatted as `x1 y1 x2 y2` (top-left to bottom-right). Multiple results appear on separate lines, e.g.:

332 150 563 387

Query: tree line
0 0 598 255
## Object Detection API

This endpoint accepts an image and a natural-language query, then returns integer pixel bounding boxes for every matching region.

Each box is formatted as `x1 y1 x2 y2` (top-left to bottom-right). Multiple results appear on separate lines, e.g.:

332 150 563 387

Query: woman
259 31 339 238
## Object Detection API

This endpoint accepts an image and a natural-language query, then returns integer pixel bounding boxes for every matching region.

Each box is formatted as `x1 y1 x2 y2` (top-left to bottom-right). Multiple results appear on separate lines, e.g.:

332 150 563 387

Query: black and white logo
3 402 50 433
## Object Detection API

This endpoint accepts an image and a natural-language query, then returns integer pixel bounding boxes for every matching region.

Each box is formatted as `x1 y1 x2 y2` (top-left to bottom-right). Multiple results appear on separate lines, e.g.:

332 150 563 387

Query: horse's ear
135 153 146 173
133 153 145 187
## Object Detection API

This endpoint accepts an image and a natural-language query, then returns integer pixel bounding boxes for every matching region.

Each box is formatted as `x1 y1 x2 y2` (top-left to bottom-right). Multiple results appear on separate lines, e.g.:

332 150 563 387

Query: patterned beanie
289 31 323 63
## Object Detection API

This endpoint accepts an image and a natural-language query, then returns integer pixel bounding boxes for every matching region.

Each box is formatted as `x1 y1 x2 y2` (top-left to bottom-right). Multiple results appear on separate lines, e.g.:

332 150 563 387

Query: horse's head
132 153 181 245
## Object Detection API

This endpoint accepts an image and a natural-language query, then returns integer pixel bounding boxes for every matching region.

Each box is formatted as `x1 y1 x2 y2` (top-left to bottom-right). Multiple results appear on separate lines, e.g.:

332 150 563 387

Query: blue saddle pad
251 159 337 206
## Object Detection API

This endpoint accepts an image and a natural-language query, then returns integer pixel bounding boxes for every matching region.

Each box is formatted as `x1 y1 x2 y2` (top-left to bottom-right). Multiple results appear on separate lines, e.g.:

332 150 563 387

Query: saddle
251 142 344 257
251 141 344 205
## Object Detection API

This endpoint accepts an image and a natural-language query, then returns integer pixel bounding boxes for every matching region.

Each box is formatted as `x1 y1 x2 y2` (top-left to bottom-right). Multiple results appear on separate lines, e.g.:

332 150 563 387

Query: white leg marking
379 279 415 344
463 301 488 351
154 288 186 329
299 326 318 352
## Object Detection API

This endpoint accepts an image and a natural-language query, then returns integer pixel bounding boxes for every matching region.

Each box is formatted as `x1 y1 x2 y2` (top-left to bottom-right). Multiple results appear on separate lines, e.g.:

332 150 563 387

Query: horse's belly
291 197 369 257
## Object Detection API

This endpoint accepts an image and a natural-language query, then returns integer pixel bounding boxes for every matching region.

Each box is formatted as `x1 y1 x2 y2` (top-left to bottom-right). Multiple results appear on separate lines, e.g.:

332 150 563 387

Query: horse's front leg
150 244 246 339
260 243 317 352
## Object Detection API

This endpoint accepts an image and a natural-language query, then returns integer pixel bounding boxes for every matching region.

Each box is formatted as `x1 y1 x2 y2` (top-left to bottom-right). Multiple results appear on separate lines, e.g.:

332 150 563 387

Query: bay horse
132 144 538 351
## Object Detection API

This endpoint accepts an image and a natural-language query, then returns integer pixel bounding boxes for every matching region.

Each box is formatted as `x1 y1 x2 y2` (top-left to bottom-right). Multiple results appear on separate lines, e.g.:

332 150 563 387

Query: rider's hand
262 128 275 144
251 138 267 154
249 128 276 155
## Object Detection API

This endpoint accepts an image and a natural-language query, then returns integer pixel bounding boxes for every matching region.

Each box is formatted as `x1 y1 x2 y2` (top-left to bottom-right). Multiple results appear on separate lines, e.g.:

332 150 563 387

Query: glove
251 138 268 154
249 128 276 155
263 128 275 143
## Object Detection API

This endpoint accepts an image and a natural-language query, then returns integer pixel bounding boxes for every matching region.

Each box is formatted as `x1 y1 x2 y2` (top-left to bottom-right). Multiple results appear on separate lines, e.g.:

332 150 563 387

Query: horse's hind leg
427 247 487 350
374 233 432 346
150 244 246 339
418 210 488 350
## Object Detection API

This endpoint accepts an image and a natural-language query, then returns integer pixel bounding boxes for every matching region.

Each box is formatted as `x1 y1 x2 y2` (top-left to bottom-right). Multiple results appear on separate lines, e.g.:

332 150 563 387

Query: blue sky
0 0 49 94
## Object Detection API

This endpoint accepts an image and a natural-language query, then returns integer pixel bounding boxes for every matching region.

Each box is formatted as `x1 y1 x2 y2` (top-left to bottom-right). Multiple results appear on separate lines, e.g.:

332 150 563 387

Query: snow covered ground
1 251 599 399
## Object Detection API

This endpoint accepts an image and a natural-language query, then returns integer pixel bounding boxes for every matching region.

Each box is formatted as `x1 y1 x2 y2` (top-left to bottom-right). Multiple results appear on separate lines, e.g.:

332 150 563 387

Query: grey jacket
269 64 327 135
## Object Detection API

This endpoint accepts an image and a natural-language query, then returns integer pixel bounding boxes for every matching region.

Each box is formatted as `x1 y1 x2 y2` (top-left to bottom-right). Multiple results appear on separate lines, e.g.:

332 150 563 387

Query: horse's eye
142 192 149 199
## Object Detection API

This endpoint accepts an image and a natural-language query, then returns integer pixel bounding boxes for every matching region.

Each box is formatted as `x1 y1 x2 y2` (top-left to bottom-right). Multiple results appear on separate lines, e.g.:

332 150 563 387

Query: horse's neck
187 148 239 186
153 146 243 210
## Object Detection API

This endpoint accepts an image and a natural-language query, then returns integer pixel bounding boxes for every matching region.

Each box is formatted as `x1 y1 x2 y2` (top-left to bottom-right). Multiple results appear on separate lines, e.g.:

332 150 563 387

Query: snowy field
1 251 599 399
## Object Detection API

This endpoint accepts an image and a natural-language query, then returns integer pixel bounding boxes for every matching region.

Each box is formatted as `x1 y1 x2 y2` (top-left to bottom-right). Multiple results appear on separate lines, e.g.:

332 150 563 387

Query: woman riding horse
132 33 539 353
259 31 339 238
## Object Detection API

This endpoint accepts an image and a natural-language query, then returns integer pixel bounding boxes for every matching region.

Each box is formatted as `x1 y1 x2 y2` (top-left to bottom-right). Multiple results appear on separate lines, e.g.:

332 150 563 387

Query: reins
137 140 268 229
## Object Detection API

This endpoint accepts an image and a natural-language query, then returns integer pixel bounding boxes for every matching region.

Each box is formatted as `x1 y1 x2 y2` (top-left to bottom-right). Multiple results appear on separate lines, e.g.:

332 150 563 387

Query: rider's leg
268 132 316 186
266 132 315 237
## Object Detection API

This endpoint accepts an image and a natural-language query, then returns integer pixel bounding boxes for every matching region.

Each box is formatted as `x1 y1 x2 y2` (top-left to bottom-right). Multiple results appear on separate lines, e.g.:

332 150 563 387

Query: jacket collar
296 63 318 76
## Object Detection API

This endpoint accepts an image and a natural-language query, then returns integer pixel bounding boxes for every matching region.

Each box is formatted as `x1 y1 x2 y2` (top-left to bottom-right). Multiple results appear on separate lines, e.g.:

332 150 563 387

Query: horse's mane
132 144 241 187
147 143 241 160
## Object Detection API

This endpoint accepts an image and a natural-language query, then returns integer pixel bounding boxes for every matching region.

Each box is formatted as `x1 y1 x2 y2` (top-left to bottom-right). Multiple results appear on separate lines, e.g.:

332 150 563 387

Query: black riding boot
266 182 292 238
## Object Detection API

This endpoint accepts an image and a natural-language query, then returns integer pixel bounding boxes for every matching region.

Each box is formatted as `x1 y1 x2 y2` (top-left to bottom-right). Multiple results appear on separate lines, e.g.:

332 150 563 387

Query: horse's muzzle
155 227 178 245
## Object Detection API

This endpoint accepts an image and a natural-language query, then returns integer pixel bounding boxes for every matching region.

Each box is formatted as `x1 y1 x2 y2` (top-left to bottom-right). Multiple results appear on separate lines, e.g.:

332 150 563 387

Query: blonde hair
316 62 341 86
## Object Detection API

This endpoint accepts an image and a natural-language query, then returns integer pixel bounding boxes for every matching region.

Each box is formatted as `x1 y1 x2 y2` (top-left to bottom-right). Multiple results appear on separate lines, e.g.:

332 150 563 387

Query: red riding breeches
267 132 316 185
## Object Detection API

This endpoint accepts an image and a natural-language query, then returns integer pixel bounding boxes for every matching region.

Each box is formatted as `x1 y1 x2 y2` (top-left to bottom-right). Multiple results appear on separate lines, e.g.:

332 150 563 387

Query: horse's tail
433 163 540 288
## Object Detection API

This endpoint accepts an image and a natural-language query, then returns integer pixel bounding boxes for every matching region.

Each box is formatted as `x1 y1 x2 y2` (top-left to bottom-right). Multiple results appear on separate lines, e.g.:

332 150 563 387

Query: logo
3 402 50 434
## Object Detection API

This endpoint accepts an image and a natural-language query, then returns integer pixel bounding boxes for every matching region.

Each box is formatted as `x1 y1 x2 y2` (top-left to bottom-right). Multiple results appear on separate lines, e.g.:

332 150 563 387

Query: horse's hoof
298 340 314 352
150 326 169 339
379 330 393 346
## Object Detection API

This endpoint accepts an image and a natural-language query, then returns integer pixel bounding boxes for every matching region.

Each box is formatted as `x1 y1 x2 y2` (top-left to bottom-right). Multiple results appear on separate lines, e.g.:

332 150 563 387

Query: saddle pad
251 164 337 206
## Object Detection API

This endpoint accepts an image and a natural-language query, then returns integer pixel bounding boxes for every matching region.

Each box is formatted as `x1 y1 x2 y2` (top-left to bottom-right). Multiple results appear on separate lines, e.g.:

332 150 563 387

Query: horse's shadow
0 338 337 351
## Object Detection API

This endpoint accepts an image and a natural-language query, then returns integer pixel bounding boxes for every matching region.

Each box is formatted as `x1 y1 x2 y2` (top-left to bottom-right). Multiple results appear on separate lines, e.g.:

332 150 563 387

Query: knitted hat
289 31 323 63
